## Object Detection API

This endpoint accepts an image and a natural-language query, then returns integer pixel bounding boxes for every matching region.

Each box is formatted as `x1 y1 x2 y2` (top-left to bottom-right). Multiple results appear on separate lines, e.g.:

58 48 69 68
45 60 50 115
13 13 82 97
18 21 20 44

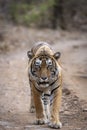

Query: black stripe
50 78 58 86
29 79 43 93
34 86 43 93
44 93 50 96
51 85 61 95
29 79 32 82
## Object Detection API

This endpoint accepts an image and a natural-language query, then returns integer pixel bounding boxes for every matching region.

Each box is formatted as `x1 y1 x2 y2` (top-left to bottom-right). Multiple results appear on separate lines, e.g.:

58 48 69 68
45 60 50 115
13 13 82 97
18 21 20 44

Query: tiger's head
27 50 61 90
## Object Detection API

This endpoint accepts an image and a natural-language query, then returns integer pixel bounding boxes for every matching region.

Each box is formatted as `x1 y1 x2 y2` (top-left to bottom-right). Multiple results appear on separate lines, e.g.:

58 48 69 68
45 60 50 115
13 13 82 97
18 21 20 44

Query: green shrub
8 0 54 26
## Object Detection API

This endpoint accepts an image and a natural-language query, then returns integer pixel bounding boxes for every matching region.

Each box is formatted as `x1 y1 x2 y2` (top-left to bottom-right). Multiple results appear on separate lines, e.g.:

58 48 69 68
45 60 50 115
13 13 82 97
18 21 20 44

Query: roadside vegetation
0 0 87 29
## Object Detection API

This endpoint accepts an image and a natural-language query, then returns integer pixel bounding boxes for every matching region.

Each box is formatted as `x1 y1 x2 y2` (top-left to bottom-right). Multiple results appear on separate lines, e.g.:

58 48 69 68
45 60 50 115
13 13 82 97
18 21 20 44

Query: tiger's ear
27 51 34 59
53 52 61 60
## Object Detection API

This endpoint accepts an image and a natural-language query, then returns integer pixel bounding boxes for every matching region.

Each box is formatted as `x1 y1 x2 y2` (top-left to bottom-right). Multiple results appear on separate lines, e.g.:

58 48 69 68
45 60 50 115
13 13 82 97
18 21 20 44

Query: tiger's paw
48 121 62 129
34 118 47 125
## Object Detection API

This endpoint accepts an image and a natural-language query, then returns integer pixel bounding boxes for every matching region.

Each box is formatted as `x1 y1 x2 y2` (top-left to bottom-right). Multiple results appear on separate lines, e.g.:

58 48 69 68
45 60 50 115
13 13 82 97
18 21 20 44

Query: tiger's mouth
37 81 49 87
39 81 49 85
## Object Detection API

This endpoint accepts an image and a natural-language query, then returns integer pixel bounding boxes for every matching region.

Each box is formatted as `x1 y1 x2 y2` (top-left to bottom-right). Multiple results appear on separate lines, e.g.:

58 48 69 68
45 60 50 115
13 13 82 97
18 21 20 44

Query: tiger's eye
35 58 42 66
46 59 52 66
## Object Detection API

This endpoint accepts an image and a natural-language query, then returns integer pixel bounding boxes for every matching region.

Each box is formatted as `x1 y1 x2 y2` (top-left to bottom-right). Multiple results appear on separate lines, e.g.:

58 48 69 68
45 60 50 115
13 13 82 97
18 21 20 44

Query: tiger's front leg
29 82 35 113
32 85 46 125
49 87 62 129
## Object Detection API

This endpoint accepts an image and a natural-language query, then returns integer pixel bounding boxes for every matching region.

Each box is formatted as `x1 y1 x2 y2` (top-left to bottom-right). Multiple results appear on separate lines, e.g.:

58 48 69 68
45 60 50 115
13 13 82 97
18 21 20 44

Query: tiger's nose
41 77 47 80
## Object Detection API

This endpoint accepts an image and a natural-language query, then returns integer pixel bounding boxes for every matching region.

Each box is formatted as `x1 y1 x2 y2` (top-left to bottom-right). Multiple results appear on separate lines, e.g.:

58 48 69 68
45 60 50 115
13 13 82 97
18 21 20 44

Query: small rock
63 88 71 95
64 111 71 115
74 101 78 104
82 108 87 112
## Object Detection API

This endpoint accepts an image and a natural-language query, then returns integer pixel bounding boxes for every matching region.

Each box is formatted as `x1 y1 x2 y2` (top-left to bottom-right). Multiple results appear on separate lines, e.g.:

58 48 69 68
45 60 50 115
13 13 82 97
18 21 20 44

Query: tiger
27 42 62 129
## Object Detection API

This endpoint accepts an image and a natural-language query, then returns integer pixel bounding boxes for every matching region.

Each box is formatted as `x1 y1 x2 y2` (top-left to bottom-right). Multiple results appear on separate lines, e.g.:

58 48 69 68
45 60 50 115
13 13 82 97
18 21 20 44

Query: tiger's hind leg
49 87 62 129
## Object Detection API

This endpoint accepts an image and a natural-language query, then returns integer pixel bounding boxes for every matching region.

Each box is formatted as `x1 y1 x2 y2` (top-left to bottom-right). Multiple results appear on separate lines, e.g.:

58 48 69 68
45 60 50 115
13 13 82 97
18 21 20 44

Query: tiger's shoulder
31 41 52 52
27 42 61 66
31 42 54 56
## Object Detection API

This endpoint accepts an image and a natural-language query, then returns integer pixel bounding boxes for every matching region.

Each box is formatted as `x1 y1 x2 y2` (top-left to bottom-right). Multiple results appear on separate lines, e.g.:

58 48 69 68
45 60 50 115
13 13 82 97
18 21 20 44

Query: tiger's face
30 55 59 88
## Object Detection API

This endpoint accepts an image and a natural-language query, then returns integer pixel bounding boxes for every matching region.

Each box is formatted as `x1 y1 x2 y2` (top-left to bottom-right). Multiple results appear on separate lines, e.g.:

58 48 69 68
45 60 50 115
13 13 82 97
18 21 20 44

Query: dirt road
0 25 87 130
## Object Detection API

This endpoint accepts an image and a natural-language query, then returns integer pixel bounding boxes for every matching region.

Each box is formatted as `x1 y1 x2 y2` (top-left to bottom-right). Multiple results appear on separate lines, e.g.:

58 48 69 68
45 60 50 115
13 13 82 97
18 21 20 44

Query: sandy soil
0 25 87 130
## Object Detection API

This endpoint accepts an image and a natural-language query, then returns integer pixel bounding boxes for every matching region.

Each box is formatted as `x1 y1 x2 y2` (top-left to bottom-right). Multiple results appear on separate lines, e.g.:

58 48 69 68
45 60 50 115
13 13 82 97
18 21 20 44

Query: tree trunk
51 0 66 29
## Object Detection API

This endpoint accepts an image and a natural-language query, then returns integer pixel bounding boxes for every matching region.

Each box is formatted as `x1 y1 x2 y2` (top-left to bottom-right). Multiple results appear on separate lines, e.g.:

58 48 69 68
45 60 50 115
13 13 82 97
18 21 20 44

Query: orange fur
27 42 62 128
